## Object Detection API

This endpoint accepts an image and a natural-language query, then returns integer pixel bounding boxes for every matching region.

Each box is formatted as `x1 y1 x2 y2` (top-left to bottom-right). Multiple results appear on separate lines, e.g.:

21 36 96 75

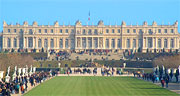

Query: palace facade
1 20 179 53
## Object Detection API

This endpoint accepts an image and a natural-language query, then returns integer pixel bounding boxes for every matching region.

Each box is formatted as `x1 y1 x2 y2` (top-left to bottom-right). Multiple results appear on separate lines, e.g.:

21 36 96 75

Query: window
50 39 54 48
148 29 153 35
7 38 11 47
158 39 161 48
65 29 68 33
138 39 143 48
65 39 69 48
44 39 48 48
8 29 10 33
60 29 62 33
94 29 98 35
94 38 98 48
29 29 33 35
28 37 33 48
14 29 16 33
139 29 142 33
164 29 167 33
106 29 109 33
51 29 53 33
133 29 136 33
148 38 152 48
127 29 130 33
59 39 63 48
112 29 115 33
45 29 47 33
20 29 23 32
82 38 86 48
88 29 92 34
158 29 161 33
71 29 74 33
88 38 92 48
171 29 174 33
118 39 121 48
38 39 42 48
106 39 109 48
170 39 174 48
83 29 86 35
133 39 136 48
127 39 130 48
164 39 168 48
118 29 121 33
111 39 115 48
39 29 41 33
14 38 17 47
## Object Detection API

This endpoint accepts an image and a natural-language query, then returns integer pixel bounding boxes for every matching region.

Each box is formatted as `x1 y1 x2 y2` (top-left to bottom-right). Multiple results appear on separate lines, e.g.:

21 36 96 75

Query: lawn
24 76 178 96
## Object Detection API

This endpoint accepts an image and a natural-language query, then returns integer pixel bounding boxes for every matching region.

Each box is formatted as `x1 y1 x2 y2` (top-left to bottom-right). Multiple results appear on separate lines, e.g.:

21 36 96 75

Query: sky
0 0 179 32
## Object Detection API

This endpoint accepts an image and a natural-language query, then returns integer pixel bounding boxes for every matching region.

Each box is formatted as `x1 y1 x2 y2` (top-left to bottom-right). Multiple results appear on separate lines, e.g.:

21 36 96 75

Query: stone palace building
1 20 179 53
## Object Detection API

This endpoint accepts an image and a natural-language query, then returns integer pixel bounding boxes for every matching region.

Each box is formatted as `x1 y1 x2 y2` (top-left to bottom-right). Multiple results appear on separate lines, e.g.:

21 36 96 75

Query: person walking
160 78 165 88
165 75 169 88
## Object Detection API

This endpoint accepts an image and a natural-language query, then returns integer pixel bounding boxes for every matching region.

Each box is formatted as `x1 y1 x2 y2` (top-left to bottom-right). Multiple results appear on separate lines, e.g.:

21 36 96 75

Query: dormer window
8 29 10 33
106 29 109 33
51 29 53 33
112 29 115 33
29 29 33 34
14 29 16 33
127 29 130 33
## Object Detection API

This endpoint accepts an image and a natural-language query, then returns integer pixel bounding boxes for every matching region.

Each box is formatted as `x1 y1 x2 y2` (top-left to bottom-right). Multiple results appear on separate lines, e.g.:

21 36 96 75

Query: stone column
124 38 126 49
63 38 65 49
33 37 35 48
24 37 26 48
35 37 38 49
17 38 19 49
136 38 138 49
80 37 82 49
86 37 88 49
57 38 59 49
130 38 133 49
177 38 179 49
168 38 170 49
109 38 111 49
103 37 106 49
162 38 164 49
42 38 44 48
115 38 117 49
48 38 50 49
26 37 28 48
174 38 177 49
143 37 145 49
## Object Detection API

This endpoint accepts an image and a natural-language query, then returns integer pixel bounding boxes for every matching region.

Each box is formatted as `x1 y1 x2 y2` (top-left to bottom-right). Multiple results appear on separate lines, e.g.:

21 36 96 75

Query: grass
24 76 178 96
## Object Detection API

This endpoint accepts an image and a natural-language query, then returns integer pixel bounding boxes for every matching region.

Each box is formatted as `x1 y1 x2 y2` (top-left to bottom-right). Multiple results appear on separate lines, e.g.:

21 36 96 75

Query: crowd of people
133 71 179 88
0 71 57 96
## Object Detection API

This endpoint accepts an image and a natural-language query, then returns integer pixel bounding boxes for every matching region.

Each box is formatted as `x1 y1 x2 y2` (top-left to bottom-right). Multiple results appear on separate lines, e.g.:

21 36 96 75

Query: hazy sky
0 0 179 32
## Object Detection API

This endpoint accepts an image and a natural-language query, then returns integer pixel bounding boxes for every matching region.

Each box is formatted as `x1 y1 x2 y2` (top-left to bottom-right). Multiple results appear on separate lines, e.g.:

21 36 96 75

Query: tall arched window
38 39 42 48
44 39 48 48
50 39 54 48
158 39 161 48
111 39 115 48
127 39 130 48
118 39 121 48
106 39 109 48
133 39 136 48
65 39 69 48
170 39 174 48
28 37 33 48
164 39 168 48
59 39 63 48
14 38 17 48
94 38 98 48
82 38 86 48
7 38 11 48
